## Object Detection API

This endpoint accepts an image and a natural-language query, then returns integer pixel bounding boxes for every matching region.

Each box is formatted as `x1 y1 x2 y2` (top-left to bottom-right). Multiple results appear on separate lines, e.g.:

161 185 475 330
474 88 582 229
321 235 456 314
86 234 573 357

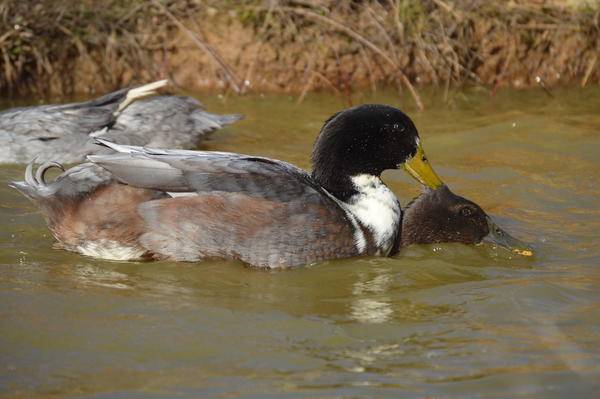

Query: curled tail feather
10 160 65 199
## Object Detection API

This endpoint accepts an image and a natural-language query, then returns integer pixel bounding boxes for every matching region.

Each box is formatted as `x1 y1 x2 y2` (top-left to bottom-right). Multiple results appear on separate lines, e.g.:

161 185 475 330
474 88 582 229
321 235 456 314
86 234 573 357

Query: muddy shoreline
1 1 598 106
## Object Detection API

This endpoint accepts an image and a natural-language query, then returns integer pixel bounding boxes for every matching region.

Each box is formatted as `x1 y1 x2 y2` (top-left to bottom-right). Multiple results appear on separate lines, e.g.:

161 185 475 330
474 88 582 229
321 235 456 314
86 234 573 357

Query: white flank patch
343 174 401 256
77 240 145 261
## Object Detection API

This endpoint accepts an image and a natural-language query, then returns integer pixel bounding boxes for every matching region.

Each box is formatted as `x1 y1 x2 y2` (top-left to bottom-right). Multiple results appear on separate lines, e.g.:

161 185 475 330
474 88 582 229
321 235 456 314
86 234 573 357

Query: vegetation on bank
1 0 598 107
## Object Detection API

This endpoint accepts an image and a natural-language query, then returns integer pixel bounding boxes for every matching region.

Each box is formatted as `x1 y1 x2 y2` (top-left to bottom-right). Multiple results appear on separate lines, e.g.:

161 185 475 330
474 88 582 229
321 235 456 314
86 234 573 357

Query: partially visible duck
0 80 242 164
10 104 529 268
401 185 533 256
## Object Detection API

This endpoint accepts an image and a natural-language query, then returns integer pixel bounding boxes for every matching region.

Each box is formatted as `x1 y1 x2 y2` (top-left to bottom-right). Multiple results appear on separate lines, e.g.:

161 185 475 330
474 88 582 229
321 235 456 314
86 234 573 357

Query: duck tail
10 159 115 240
190 111 244 134
211 113 244 126
8 159 65 200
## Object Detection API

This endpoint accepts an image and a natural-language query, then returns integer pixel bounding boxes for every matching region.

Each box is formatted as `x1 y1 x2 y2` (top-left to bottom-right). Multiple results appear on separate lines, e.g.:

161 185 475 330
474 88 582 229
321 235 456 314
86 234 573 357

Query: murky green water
1 87 599 398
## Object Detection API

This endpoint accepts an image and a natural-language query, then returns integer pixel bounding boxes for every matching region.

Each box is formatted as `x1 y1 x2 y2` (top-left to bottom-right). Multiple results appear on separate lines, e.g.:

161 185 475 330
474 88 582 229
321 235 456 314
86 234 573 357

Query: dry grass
1 0 599 106
0 0 197 96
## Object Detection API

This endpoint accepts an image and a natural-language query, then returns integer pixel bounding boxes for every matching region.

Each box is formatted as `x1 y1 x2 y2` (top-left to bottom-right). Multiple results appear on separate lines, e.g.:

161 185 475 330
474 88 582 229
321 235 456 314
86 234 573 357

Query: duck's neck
312 167 358 202
324 173 402 256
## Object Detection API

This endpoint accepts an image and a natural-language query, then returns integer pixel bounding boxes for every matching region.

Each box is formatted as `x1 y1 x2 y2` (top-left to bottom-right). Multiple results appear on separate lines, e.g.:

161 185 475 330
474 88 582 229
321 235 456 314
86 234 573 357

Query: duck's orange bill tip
402 143 444 189
514 248 534 257
484 217 534 258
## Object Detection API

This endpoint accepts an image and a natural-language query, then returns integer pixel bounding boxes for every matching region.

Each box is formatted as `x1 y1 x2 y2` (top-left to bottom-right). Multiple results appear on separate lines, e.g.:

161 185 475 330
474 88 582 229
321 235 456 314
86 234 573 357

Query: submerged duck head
402 185 533 256
311 104 443 200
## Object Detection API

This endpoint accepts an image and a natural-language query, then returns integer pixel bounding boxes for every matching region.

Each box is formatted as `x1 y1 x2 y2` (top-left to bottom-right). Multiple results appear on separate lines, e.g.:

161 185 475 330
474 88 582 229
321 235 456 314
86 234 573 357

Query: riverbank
1 0 598 107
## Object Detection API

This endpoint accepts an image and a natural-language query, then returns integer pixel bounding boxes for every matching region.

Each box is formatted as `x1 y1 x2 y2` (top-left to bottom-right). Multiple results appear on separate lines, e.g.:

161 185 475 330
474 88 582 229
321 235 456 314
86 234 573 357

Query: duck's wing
88 146 359 267
88 152 317 199
0 81 174 163
0 81 167 139
95 96 243 148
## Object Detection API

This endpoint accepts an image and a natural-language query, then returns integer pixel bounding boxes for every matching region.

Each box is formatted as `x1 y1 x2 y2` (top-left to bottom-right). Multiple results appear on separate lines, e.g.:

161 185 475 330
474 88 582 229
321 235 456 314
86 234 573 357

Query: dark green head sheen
311 104 420 197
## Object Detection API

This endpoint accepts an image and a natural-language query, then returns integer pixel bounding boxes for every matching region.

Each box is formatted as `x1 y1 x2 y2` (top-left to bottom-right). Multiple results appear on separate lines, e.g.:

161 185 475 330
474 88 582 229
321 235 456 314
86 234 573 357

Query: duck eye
460 207 472 217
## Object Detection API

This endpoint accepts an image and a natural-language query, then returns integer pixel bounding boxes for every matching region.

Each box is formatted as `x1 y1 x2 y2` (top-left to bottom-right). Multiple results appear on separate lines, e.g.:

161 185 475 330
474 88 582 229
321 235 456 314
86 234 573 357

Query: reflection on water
71 264 135 291
1 87 599 397
351 269 394 324
350 299 393 324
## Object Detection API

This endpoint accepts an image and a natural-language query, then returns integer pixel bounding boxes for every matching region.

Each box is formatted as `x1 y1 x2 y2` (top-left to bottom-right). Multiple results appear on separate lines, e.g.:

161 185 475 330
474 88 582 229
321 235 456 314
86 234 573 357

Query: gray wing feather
0 87 130 138
88 150 316 199
1 91 242 163
0 87 133 163
97 96 243 148
87 154 188 191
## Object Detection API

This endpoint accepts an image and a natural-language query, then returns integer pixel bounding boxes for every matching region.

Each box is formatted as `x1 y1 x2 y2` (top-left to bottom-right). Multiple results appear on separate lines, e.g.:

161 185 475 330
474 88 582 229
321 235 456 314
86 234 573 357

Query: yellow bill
401 140 444 189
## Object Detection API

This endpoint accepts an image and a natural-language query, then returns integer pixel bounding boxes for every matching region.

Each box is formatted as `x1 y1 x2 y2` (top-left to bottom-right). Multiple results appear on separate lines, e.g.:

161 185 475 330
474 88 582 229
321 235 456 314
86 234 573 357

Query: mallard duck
9 104 531 267
0 80 242 164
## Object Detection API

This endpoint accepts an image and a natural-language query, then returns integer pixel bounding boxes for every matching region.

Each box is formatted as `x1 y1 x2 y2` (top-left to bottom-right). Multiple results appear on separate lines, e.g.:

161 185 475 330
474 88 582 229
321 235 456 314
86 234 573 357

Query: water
1 87 599 398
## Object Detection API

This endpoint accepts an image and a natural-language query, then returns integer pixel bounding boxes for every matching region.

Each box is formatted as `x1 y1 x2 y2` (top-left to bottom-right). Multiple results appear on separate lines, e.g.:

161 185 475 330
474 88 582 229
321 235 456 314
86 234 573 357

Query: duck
401 185 532 255
9 104 531 268
0 80 243 164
